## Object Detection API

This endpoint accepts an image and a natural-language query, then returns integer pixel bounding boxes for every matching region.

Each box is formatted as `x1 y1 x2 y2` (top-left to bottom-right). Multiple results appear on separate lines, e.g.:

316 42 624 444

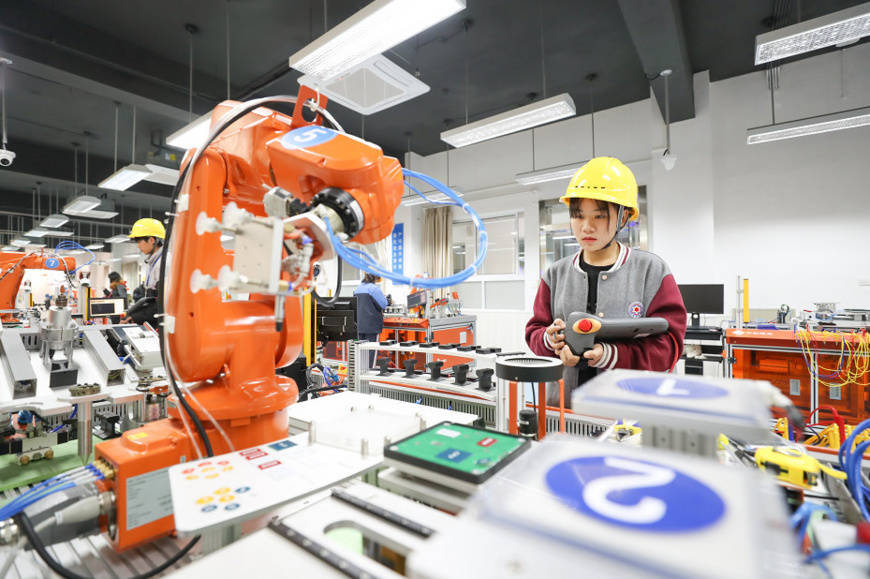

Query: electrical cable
323 168 487 289
312 256 342 306
297 384 348 399
838 418 870 520
173 391 204 460
806 543 870 563
54 241 95 273
0 516 55 578
177 382 235 453
16 510 199 579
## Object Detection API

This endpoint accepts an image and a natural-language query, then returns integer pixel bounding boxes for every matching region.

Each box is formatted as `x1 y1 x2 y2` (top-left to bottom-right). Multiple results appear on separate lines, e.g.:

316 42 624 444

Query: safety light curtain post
424 206 453 300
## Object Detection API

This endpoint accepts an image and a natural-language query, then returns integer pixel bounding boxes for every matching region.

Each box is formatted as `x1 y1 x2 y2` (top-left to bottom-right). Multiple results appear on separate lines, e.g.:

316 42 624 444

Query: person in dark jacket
105 271 128 324
353 273 391 366
525 157 686 406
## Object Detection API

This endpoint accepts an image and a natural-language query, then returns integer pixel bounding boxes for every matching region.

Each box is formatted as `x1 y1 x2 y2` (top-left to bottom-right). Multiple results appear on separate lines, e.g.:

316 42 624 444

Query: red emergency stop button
577 319 593 333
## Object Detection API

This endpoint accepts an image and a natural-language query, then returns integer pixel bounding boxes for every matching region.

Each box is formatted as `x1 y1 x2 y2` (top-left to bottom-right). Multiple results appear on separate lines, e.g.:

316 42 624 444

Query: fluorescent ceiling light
755 2 870 64
144 164 179 186
122 254 140 261
106 235 131 244
26 242 47 248
99 164 151 191
297 54 430 115
50 229 75 237
85 243 104 250
166 113 212 151
442 93 576 148
288 0 466 82
60 249 84 255
401 190 463 207
107 257 123 263
516 162 583 185
63 195 101 214
74 209 119 219
24 228 49 238
1 246 19 252
40 214 69 228
746 106 870 144
10 238 32 247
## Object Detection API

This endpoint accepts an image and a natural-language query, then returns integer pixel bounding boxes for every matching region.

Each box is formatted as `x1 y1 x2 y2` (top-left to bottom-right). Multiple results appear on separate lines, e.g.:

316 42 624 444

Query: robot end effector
191 114 404 298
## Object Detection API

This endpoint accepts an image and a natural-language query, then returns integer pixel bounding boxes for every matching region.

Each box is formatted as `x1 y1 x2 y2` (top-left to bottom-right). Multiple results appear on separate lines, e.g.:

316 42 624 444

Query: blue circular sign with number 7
546 456 726 532
617 377 728 399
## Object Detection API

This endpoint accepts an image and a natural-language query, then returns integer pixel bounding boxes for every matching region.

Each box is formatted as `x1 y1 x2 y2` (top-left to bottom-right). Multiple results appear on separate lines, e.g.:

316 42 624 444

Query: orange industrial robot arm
0 253 76 322
96 88 405 552
165 88 401 385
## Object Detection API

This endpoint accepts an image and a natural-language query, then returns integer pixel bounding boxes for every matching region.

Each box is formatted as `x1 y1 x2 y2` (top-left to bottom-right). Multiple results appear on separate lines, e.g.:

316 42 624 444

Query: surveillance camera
0 149 15 167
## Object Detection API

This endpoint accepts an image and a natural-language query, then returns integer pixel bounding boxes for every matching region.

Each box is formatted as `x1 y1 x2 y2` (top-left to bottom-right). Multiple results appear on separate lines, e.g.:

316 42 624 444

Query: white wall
389 44 870 351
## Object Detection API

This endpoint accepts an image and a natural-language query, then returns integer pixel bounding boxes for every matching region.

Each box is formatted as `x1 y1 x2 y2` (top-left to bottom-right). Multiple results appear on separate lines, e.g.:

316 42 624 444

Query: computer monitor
677 284 724 327
88 297 127 318
316 297 357 342
407 290 427 309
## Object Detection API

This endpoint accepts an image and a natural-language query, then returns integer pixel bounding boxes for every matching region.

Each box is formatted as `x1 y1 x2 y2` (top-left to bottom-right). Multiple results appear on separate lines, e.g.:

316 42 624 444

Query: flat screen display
407 290 427 308
677 284 725 315
88 297 126 318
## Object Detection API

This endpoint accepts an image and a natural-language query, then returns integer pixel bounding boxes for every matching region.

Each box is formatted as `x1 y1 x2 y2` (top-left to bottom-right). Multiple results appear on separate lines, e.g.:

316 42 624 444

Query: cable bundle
0 464 103 521
795 329 870 389
838 418 870 521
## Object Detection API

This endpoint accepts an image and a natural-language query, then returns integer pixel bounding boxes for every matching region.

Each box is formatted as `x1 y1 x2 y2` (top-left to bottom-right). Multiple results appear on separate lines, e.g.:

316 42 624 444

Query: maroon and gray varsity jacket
525 244 687 397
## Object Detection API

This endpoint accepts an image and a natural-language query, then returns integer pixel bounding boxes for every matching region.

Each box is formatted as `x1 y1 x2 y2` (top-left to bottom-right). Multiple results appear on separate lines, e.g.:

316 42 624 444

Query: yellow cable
795 329 869 389
819 462 848 480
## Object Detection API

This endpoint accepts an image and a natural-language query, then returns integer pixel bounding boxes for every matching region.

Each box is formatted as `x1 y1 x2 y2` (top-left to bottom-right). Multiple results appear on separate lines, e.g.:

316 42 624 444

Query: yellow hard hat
560 157 639 221
129 218 166 239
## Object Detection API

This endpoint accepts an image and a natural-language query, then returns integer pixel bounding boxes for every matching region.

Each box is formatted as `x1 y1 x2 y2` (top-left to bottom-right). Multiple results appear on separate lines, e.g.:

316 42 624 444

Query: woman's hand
584 343 604 366
560 343 604 367
546 319 566 352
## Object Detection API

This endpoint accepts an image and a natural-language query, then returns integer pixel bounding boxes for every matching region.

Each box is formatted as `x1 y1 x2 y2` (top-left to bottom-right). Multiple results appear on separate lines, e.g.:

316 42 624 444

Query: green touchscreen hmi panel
384 422 530 485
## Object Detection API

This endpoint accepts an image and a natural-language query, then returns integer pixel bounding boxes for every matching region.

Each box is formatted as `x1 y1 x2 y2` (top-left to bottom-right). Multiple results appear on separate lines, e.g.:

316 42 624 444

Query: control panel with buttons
564 312 670 366
168 433 382 536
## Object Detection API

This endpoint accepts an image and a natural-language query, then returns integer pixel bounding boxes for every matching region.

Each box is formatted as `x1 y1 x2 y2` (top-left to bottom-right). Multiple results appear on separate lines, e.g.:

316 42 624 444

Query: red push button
577 319 594 332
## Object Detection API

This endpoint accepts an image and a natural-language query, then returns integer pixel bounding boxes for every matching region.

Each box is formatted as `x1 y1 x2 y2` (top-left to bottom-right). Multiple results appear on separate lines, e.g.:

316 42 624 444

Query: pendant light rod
586 73 597 158
0 57 10 150
661 69 672 154
539 0 547 99
132 105 137 163
113 102 119 172
186 23 199 122
226 1 231 100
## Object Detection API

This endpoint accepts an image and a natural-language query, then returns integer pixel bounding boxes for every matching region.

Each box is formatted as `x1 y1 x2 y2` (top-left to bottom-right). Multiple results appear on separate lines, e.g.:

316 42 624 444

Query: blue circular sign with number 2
617 377 728 399
280 126 337 150
546 456 725 532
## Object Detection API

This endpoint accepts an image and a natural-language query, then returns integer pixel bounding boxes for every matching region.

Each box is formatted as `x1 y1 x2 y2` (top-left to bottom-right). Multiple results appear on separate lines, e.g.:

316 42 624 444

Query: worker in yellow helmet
123 218 165 329
525 157 686 405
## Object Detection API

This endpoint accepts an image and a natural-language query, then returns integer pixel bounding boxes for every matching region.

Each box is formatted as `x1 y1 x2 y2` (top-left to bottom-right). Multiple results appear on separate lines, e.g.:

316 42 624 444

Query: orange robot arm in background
0 253 77 322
